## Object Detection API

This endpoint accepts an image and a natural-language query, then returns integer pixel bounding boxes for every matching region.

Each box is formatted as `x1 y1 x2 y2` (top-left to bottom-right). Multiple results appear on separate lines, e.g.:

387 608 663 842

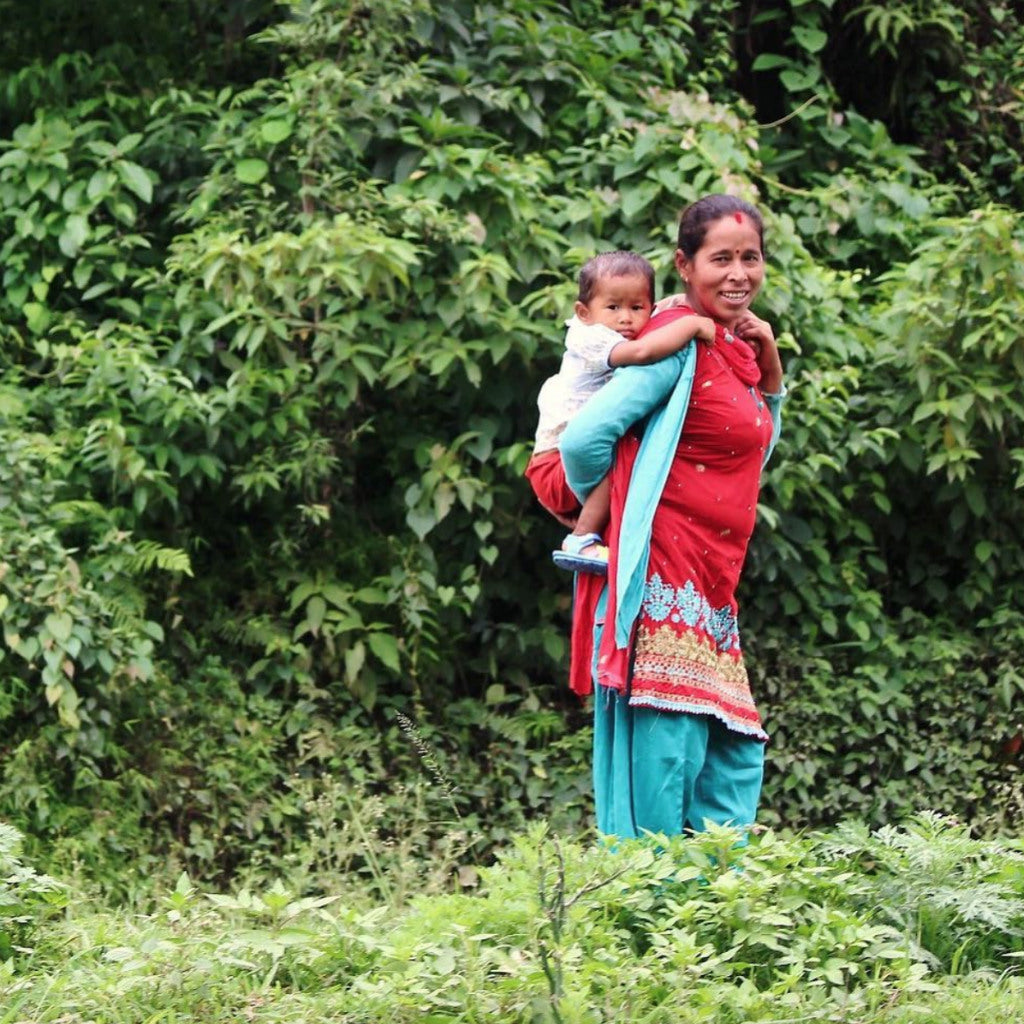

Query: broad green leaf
87 168 116 200
260 119 293 143
115 160 153 203
406 506 435 540
792 26 828 53
235 158 269 184
344 641 366 683
22 301 51 334
26 165 49 193
306 596 327 634
58 213 89 258
367 631 400 672
751 53 790 71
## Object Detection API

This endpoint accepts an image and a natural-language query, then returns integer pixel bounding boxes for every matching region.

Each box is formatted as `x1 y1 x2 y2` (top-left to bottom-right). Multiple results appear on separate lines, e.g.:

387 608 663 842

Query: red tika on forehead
734 212 744 224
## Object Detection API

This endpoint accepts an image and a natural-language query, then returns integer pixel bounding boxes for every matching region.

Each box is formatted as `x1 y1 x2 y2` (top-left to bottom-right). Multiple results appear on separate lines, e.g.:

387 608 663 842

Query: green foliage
3 821 1024 1021
0 419 183 734
0 821 65 962
820 812 1024 972
741 0 1024 208
0 0 1022 894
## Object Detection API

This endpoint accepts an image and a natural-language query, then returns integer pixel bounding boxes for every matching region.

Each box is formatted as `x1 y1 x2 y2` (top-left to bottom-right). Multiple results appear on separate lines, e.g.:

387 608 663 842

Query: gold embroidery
632 622 757 715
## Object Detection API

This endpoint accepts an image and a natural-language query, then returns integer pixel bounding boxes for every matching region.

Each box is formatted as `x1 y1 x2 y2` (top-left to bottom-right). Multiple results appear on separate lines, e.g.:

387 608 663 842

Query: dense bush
0 0 1021 890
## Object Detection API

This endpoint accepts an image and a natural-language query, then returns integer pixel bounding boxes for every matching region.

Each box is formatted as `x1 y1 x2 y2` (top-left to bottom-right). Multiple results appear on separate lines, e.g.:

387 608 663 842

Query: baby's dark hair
577 251 656 305
677 194 765 257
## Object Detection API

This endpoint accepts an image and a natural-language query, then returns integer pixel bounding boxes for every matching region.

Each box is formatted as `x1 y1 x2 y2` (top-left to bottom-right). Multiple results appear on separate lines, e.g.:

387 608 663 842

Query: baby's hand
694 316 716 345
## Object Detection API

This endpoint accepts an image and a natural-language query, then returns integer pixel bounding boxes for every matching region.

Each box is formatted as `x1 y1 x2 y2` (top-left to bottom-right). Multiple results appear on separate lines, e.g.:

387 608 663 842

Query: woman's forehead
699 216 762 252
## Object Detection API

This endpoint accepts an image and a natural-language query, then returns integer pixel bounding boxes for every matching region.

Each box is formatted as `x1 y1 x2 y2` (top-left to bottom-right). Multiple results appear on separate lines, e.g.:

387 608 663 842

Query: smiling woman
558 194 788 840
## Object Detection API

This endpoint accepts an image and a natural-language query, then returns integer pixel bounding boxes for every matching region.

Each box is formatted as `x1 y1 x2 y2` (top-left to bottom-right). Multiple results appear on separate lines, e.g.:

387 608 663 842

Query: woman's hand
733 312 783 393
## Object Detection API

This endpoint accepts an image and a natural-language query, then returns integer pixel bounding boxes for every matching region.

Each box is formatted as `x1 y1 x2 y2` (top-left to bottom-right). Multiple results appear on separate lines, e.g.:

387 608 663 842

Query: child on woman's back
525 250 716 573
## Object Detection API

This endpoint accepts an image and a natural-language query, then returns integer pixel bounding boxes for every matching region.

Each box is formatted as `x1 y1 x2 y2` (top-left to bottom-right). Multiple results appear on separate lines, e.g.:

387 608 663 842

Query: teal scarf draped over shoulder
613 343 697 647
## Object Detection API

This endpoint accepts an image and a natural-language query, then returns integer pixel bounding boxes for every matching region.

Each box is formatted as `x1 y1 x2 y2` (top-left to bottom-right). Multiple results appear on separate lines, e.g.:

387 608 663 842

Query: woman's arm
559 353 685 501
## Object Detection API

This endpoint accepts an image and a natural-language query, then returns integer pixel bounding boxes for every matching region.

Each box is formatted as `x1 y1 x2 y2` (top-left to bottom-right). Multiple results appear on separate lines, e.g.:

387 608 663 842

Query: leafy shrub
0 820 64 962
1 0 1022 891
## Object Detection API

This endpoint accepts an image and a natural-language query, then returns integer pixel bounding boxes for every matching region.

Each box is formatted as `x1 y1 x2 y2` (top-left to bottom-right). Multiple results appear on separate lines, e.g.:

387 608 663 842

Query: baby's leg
571 476 610 556
552 476 610 574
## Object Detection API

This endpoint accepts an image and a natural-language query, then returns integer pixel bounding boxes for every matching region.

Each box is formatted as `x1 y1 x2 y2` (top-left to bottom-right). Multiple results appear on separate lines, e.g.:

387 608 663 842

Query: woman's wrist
759 367 784 394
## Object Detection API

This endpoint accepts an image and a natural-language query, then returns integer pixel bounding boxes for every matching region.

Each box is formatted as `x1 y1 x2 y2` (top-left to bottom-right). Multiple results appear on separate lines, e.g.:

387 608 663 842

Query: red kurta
596 329 774 739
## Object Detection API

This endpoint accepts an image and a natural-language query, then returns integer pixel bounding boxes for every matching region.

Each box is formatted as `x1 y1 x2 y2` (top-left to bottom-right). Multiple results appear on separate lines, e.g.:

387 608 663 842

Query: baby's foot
551 532 609 575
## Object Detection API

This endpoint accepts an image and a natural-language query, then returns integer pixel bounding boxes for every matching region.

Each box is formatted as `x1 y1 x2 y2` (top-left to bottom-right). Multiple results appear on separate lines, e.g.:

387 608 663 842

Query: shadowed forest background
1 0 1023 899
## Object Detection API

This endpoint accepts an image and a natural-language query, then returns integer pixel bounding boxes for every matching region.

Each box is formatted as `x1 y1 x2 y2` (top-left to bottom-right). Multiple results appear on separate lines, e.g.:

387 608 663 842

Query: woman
558 194 785 838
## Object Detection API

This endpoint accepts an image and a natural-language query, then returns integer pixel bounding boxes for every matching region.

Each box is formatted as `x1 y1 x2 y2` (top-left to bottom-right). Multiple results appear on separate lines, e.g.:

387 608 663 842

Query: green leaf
116 132 143 154
974 541 995 563
235 158 269 184
23 301 51 334
751 53 790 71
58 213 89 258
306 596 327 634
792 26 828 54
367 632 401 672
344 641 366 683
44 612 73 645
26 165 49 193
406 506 435 540
260 120 293 144
115 160 153 203
619 181 659 222
87 168 116 200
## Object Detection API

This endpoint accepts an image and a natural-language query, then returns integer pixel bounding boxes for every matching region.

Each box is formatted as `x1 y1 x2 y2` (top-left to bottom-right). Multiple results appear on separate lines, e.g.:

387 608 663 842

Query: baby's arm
608 313 715 367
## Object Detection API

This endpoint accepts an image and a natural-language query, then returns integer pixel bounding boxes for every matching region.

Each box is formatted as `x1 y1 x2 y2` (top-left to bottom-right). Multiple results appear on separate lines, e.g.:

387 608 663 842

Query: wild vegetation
3 814 1024 1022
0 6 1022 1016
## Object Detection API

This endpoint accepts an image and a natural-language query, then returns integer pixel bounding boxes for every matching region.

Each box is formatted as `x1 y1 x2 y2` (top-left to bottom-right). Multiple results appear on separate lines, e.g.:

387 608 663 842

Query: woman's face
674 213 764 328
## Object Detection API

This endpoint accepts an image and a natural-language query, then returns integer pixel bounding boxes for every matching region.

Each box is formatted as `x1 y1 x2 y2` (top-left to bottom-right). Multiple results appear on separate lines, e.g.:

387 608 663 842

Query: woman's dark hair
677 195 765 258
577 250 656 305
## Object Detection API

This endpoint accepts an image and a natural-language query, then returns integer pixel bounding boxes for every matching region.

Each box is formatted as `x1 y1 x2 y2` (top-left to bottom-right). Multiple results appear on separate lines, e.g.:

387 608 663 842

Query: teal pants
593 685 764 838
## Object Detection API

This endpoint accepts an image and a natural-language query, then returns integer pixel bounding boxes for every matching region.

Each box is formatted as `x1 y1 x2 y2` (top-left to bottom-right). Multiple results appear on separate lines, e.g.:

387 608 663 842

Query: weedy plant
818 810 1024 973
0 820 65 964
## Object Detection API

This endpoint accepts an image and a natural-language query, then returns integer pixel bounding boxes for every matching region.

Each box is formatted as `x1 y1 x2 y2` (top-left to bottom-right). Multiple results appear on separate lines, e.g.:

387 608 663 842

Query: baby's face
576 272 653 341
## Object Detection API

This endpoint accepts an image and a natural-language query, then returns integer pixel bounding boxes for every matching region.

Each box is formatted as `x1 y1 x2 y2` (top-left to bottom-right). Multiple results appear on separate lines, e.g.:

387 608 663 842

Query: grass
2 814 1023 1023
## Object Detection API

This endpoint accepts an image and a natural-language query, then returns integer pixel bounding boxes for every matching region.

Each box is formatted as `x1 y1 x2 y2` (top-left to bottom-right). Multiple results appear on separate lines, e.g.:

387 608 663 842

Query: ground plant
2 816 1024 1022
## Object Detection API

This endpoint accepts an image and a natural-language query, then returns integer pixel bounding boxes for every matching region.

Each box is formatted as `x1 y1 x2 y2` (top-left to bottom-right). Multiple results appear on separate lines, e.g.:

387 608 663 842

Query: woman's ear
674 249 690 284
574 300 591 323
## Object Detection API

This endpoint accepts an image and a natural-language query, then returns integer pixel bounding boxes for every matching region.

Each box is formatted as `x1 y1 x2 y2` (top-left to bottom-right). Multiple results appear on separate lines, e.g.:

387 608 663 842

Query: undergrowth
2 813 1022 1023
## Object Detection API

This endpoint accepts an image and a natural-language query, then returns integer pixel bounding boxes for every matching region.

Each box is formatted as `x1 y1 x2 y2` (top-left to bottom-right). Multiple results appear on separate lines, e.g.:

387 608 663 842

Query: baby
525 251 716 573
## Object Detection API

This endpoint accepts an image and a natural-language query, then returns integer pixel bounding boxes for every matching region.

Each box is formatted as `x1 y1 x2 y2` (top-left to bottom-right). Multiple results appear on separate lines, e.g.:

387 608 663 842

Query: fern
118 540 193 577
